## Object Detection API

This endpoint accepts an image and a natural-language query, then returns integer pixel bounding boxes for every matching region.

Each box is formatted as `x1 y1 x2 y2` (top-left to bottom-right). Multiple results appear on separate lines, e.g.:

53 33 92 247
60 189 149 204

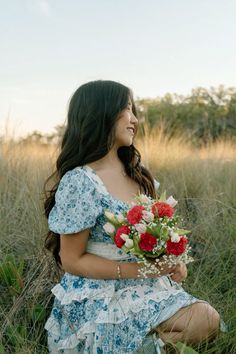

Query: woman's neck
89 147 124 172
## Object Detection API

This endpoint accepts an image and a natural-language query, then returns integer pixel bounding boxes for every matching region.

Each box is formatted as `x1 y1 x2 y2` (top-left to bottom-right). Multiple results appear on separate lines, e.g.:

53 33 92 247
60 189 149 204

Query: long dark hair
44 80 157 266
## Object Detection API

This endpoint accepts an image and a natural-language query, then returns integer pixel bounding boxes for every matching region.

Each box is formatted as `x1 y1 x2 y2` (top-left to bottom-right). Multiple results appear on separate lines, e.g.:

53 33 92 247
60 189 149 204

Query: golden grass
0 128 236 353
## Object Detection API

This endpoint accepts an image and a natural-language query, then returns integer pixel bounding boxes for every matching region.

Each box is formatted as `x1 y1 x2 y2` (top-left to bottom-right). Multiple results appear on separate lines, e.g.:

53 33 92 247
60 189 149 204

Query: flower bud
170 230 180 243
139 194 151 204
104 211 116 221
135 223 147 233
142 210 154 222
166 196 178 208
116 213 125 222
125 239 134 248
103 222 115 234
120 233 130 241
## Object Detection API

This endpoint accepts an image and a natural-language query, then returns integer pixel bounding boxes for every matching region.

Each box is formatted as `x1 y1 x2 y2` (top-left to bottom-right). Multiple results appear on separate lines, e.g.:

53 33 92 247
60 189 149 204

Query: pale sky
1 0 236 137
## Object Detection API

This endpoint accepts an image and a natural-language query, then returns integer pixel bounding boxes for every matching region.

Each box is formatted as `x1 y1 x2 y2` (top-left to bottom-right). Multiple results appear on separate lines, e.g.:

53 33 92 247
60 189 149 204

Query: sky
1 0 236 137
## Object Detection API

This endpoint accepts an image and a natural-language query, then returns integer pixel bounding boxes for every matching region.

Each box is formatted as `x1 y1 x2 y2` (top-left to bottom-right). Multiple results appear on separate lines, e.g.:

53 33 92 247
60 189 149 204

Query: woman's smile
127 127 135 135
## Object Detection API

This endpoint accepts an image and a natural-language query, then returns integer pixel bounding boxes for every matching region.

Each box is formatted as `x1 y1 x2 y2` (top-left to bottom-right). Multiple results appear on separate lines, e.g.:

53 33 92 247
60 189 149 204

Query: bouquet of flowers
103 192 193 278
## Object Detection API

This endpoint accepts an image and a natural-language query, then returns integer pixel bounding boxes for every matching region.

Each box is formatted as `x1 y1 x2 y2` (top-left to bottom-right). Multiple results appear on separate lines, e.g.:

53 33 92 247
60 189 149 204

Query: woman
44 80 220 353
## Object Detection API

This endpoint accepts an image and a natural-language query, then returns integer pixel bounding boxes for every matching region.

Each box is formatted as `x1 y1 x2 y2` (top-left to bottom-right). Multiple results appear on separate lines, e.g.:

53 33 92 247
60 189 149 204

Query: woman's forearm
62 252 141 279
62 252 173 279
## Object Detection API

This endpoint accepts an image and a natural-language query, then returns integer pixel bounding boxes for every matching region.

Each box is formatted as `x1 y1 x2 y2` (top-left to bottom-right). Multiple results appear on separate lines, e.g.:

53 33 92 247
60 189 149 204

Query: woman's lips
127 127 135 134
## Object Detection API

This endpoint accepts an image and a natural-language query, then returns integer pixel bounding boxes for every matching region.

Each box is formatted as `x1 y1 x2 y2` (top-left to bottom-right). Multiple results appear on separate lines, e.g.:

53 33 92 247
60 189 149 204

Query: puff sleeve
48 168 102 234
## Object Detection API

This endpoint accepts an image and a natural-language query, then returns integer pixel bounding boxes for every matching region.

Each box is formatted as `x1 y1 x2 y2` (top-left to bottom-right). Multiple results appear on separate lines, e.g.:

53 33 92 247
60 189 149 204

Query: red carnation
166 236 188 256
127 205 145 225
114 226 131 248
139 232 157 252
152 202 174 218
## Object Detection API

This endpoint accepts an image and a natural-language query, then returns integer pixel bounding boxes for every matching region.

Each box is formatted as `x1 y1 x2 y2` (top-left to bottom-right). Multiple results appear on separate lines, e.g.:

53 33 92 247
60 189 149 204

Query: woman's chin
120 140 133 147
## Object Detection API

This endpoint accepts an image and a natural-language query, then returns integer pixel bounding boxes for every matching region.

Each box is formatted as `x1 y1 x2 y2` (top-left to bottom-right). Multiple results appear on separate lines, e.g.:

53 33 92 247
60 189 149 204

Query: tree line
136 85 236 144
17 86 236 146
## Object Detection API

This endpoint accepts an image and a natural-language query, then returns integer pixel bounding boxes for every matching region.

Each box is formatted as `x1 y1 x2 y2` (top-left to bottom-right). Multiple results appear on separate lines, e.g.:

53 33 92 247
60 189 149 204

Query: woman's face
114 97 138 147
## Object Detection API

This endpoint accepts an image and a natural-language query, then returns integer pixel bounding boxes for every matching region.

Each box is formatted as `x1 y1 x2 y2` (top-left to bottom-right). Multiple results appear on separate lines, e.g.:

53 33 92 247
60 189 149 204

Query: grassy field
0 129 236 353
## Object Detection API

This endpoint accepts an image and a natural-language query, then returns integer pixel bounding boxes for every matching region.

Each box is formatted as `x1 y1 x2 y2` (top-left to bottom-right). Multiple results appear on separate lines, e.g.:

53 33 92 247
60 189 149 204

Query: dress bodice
48 165 131 244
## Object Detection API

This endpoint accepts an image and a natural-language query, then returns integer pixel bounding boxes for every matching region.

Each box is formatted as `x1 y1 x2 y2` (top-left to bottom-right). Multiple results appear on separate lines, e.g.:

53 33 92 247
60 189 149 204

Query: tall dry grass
0 128 236 353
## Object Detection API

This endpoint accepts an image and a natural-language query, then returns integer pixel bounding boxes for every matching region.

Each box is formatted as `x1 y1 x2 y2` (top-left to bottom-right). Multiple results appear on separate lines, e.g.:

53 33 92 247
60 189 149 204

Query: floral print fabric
45 166 202 353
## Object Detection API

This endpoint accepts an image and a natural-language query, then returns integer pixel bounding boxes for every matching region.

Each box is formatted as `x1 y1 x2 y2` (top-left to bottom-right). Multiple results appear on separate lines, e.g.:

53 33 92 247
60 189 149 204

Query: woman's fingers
170 262 187 283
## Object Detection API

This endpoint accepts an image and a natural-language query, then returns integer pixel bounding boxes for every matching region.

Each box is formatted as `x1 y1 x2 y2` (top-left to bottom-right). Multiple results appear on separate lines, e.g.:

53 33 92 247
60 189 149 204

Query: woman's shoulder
58 166 94 188
55 166 101 203
49 166 103 234
59 166 86 180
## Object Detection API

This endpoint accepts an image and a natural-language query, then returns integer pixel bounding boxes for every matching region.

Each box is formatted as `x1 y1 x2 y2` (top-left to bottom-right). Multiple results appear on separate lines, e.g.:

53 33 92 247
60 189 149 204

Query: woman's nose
131 112 138 124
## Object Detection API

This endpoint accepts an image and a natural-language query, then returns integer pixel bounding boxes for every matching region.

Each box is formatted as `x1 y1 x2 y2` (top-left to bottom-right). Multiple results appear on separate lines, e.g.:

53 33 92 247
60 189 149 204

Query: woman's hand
169 262 188 283
145 259 188 281
148 258 176 278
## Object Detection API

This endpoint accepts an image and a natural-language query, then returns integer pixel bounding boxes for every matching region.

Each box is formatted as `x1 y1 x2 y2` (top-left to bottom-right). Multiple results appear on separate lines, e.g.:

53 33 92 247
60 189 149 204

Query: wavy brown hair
44 80 157 266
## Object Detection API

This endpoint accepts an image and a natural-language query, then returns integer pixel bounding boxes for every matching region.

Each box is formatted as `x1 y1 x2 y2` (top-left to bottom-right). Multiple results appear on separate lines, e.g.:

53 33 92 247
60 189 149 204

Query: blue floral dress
44 165 204 353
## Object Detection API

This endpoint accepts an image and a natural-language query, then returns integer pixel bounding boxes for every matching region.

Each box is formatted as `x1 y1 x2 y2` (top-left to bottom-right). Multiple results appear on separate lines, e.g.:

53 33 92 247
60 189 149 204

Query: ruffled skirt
45 272 202 353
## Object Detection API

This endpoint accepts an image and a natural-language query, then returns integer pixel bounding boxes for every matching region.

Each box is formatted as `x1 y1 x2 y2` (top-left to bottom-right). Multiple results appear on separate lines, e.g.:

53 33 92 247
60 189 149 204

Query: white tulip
135 223 147 233
166 196 178 207
125 239 134 248
142 210 154 222
104 211 116 221
116 213 125 222
120 233 130 241
170 230 180 243
103 222 115 234
139 194 151 204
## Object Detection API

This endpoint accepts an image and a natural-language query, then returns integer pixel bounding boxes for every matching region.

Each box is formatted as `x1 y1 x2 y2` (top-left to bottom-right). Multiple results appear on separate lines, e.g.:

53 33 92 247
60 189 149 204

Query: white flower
166 196 178 208
142 210 154 222
124 239 134 248
120 233 130 241
116 213 125 222
170 230 180 243
104 211 116 221
103 222 115 234
135 223 147 233
139 194 151 204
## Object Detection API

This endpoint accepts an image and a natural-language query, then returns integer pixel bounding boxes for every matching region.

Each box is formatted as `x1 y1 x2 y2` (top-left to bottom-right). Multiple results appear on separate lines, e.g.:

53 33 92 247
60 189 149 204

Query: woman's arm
60 229 175 279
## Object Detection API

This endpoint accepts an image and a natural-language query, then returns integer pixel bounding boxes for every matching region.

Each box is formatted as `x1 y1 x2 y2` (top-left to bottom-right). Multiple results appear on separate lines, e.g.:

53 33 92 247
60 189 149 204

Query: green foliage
0 344 5 354
136 86 236 144
29 304 47 323
5 325 27 347
0 252 50 352
0 254 24 295
175 342 199 354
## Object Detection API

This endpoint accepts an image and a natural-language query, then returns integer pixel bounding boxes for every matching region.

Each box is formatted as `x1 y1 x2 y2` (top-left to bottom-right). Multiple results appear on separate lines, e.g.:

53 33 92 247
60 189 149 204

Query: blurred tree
136 85 236 144
20 125 65 145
